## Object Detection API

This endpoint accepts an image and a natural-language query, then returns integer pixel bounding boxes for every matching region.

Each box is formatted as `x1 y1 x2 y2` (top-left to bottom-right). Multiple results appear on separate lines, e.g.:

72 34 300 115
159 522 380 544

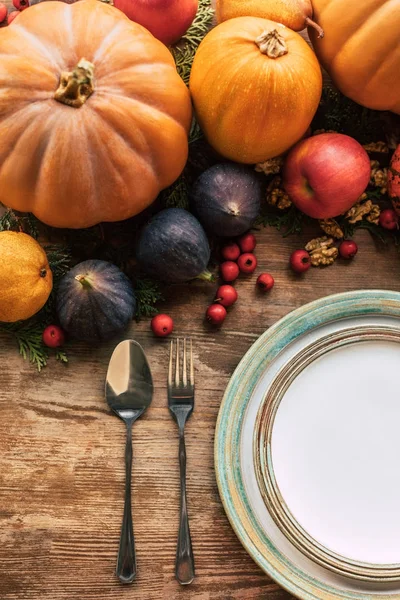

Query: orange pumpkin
0 0 192 228
309 0 400 114
189 18 322 164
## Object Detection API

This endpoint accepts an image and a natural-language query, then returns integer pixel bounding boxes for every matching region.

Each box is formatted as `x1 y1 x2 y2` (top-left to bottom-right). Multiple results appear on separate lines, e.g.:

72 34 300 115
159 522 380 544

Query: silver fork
168 338 195 585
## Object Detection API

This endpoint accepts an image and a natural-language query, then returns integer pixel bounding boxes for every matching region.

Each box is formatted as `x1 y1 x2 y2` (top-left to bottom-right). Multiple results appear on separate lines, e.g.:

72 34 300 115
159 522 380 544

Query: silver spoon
105 340 153 584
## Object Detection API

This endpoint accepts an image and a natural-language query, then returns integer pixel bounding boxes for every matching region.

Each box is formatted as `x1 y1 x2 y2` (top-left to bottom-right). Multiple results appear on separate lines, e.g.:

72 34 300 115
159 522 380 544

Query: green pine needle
172 0 214 85
134 278 164 320
0 321 49 371
256 204 305 237
56 350 68 364
161 175 189 209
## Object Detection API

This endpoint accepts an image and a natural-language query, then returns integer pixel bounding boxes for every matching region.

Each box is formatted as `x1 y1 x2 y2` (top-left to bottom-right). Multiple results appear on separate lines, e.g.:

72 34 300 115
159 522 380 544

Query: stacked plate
215 290 400 599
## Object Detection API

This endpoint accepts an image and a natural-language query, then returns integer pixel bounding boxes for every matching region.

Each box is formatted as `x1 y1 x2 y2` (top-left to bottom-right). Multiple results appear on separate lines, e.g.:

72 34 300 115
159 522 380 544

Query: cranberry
206 304 227 326
12 0 29 9
220 261 240 282
237 253 257 274
42 325 65 348
215 285 238 307
0 3 7 22
339 240 358 259
221 242 241 261
238 232 257 253
7 10 20 23
379 208 399 231
256 273 275 292
290 249 311 273
151 314 174 337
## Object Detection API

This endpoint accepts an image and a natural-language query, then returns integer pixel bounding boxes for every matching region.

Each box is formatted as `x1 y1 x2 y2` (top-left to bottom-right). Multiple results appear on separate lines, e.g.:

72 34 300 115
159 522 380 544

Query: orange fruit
0 231 53 322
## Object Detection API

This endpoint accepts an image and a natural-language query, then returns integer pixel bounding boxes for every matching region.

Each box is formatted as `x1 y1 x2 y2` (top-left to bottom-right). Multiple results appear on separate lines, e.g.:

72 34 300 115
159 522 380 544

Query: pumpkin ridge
332 2 400 82
9 21 64 70
0 107 55 210
89 99 158 178
101 89 190 134
92 21 132 64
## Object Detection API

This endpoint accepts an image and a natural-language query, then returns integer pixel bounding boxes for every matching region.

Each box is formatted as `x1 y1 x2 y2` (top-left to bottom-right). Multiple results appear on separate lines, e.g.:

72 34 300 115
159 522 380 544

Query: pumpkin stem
75 274 93 289
196 269 215 283
54 59 95 108
255 30 288 58
305 16 324 39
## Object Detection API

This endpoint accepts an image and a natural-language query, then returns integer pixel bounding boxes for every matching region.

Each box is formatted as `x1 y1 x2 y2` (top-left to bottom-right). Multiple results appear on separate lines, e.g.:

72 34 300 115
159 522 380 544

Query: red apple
113 0 198 47
282 133 371 219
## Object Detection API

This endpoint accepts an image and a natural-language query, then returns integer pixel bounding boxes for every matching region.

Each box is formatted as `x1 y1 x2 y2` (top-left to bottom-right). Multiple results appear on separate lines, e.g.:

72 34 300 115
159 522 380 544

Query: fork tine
190 338 194 386
182 338 187 386
168 340 173 387
175 338 180 387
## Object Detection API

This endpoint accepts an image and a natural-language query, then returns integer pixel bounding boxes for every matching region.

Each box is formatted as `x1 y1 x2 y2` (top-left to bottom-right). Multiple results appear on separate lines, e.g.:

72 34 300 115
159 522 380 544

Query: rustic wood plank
1 223 399 599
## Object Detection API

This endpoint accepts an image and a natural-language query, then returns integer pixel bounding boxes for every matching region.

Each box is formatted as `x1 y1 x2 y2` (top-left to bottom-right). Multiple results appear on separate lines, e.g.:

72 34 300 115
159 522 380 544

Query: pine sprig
161 175 189 209
172 0 214 85
134 278 164 320
0 321 49 371
256 204 305 237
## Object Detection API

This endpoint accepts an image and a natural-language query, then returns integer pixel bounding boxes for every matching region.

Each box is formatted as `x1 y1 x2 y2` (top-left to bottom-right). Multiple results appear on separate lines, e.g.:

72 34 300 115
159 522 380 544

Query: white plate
215 290 400 599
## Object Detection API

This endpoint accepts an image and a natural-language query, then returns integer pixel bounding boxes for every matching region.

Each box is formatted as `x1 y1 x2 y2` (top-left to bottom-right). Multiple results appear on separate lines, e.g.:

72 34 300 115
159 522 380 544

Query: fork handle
176 427 195 585
116 420 137 584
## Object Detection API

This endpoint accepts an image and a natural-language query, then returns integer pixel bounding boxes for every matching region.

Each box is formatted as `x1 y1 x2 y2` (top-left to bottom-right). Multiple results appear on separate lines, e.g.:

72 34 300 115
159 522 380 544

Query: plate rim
214 289 400 600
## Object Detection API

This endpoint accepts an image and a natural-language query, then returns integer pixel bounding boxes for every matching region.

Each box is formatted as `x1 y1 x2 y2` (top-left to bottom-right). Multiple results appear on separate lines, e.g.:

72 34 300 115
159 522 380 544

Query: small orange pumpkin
189 17 322 164
309 0 400 114
0 0 192 228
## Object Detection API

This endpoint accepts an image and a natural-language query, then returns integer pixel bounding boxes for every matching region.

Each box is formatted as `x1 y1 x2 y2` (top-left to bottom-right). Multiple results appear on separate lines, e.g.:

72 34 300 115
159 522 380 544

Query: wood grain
1 222 400 600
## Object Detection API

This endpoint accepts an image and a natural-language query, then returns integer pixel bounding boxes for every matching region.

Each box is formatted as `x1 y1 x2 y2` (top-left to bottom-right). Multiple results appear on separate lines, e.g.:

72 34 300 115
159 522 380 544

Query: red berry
256 273 274 292
42 325 65 349
206 304 227 326
221 242 241 261
339 240 358 259
237 253 257 274
151 314 174 337
220 261 240 282
290 249 311 273
0 3 7 22
238 232 257 253
379 208 399 231
12 0 28 10
215 285 238 307
7 10 20 23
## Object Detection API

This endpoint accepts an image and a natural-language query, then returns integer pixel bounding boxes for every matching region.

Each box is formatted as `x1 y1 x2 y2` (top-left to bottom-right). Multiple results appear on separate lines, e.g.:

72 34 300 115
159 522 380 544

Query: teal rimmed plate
215 290 400 599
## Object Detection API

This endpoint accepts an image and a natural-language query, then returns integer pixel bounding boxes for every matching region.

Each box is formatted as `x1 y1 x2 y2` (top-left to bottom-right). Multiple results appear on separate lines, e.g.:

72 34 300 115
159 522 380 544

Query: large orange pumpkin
309 0 400 114
0 0 192 228
189 18 322 164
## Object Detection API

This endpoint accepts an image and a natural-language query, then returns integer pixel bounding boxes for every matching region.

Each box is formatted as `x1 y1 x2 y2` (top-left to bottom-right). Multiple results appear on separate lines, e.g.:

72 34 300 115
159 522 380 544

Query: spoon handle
116 421 136 584
176 426 195 585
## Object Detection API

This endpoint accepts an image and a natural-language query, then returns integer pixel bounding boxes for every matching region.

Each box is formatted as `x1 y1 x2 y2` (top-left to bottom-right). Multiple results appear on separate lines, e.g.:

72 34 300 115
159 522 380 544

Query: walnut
319 218 344 239
305 236 338 266
266 176 292 210
366 204 381 225
344 199 380 224
370 159 388 194
255 156 284 176
363 141 389 154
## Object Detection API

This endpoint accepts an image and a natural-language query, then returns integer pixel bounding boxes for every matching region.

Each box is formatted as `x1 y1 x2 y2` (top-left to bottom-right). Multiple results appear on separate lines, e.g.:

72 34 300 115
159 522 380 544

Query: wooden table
1 222 400 600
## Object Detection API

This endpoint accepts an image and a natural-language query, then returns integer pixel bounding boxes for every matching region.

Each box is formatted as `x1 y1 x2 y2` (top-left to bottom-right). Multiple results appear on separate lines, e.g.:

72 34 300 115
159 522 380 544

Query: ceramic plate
215 290 400 600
